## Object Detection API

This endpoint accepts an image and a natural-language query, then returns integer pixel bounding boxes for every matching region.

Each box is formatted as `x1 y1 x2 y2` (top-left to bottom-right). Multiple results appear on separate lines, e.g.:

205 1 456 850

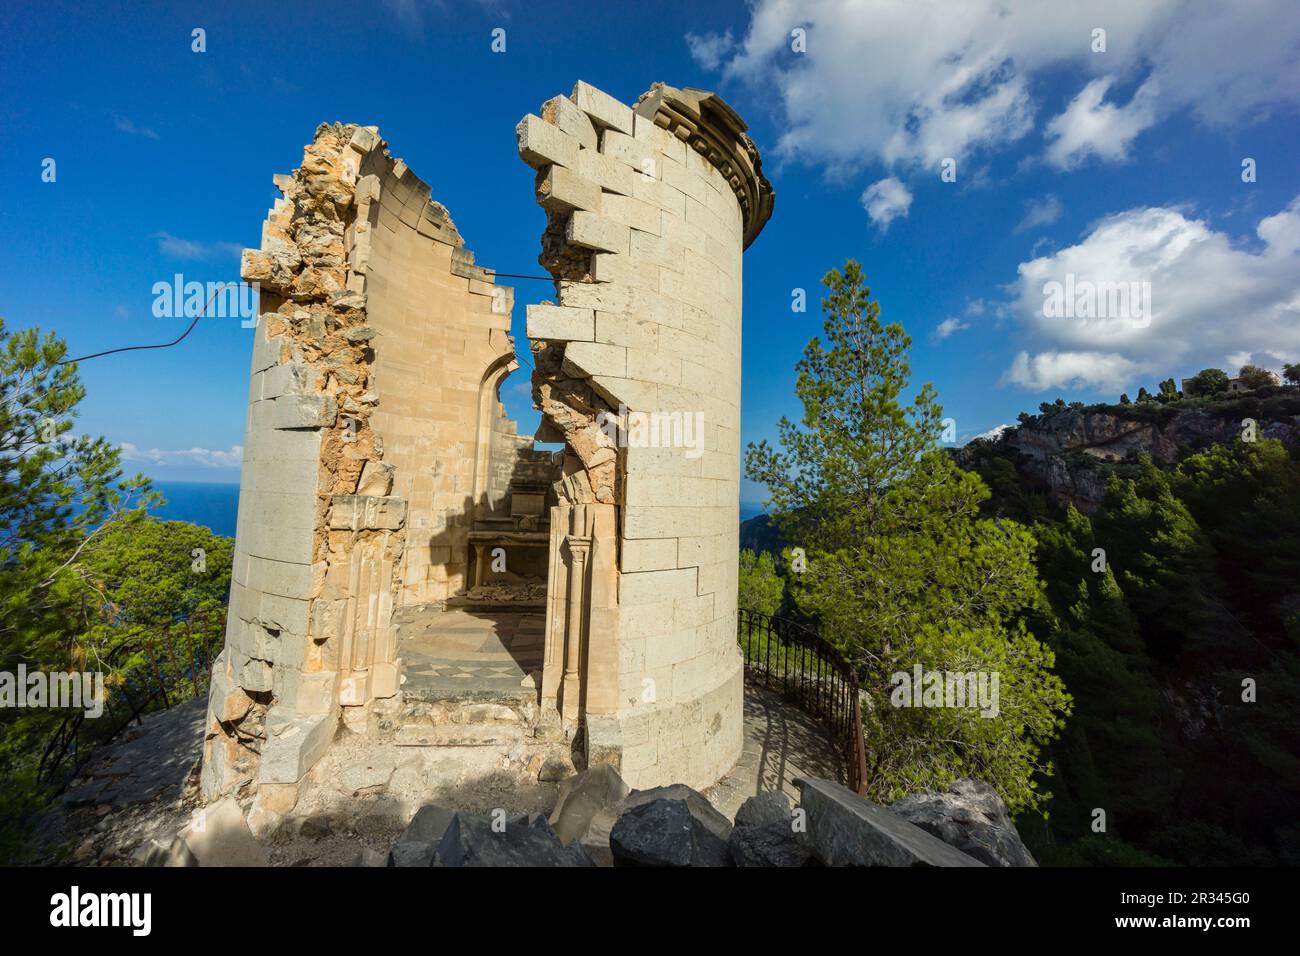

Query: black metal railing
737 608 868 794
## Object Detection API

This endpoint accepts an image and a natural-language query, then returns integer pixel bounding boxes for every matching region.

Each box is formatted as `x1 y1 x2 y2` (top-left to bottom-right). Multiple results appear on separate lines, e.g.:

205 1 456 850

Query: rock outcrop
955 390 1300 512
890 778 1037 867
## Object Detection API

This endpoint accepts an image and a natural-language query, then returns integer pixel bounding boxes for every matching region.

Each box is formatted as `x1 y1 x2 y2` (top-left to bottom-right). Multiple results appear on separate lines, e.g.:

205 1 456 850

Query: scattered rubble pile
39 694 1035 867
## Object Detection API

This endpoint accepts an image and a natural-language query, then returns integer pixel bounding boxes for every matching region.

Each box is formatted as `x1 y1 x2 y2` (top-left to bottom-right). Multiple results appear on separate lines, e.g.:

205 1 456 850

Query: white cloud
1001 350 1141 391
1001 195 1300 390
111 114 159 140
686 30 736 71
120 443 243 469
152 231 242 261
694 0 1300 175
933 317 969 341
1043 77 1159 169
1015 194 1063 233
860 176 912 229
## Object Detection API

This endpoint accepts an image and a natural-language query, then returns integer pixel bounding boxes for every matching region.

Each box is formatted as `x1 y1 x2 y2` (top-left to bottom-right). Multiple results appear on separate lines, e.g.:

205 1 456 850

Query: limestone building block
328 494 408 530
599 192 662 235
599 129 658 177
562 341 627 379
257 709 338 785
575 149 636 196
573 80 634 135
566 211 630 254
517 114 579 170
537 164 601 213
273 394 337 430
526 303 595 342
557 280 633 314
542 94 598 150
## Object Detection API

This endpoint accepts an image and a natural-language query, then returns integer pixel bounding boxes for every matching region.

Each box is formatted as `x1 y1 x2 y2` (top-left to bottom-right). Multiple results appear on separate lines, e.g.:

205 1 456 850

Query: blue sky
3 1 1298 507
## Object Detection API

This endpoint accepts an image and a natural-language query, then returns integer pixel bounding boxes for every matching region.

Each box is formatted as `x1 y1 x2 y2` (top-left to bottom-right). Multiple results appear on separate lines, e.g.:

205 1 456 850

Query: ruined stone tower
202 81 772 825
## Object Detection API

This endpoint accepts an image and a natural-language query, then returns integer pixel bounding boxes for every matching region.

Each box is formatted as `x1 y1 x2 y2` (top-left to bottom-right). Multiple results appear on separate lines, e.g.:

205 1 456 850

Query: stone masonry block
567 211 630 254
562 341 627 379
595 312 659 351
538 164 601 214
600 129 658 177
575 149 636 196
620 537 679 573
591 253 659 290
599 192 661 235
262 361 319 400
542 94 598 150
527 303 595 342
273 394 337 430
558 280 633 314
620 568 699 606
572 80 634 135
328 495 407 531
633 112 687 165
257 709 337 785
516 114 578 170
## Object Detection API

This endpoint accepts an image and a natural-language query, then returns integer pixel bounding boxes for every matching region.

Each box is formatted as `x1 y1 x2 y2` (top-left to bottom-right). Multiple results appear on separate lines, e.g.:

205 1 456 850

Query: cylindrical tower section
519 81 773 789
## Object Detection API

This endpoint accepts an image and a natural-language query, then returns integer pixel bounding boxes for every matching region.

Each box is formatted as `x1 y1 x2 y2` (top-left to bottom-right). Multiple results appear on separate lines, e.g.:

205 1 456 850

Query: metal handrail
737 608 868 794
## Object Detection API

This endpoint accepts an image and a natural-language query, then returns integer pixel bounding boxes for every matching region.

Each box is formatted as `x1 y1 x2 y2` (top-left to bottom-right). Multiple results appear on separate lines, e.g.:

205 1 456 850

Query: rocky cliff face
956 391 1300 513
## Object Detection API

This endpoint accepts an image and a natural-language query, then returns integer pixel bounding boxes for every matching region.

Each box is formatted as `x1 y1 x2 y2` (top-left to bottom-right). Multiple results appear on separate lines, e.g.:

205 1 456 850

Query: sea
151 481 241 537
147 483 758 539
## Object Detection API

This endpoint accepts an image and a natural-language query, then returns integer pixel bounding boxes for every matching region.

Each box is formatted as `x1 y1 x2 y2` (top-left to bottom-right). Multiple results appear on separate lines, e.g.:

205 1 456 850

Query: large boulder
735 790 794 829
890 778 1037 867
620 784 732 843
794 778 984 867
609 798 731 867
388 804 458 867
548 765 630 866
728 822 814 867
433 812 594 867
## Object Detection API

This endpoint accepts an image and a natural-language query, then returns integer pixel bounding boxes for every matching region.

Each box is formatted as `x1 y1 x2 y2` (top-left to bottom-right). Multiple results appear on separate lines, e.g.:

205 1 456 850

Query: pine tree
745 261 1069 812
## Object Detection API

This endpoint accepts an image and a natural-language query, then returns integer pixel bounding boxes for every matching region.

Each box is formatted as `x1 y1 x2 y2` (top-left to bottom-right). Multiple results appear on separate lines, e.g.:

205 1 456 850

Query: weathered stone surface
433 812 595 867
794 778 985 867
609 798 731 867
621 783 732 843
728 821 815 867
388 803 458 867
734 790 793 829
548 765 629 865
173 797 269 867
890 778 1037 867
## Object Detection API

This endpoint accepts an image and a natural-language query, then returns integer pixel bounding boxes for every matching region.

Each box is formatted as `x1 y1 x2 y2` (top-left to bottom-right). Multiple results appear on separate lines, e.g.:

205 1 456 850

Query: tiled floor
395 606 545 700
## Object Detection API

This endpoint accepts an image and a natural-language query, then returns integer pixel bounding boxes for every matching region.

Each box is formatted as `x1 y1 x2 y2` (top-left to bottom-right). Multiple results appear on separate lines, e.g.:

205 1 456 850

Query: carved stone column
561 535 591 721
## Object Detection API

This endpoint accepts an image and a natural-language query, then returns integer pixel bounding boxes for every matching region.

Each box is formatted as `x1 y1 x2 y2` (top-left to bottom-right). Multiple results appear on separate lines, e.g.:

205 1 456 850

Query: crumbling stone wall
518 82 773 789
203 123 518 822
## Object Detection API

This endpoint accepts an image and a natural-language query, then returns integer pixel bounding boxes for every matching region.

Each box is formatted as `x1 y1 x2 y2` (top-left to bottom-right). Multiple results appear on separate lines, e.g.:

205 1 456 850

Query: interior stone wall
362 167 516 607
519 82 773 789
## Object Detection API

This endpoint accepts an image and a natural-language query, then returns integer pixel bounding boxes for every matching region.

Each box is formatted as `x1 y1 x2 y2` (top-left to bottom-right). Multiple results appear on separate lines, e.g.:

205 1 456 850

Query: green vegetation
0 320 231 863
744 261 1069 814
738 548 783 617
964 427 1300 864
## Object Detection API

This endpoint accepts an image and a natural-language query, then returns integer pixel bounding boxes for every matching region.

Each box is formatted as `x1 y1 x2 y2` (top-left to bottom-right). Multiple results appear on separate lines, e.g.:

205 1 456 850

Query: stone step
395 723 526 748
